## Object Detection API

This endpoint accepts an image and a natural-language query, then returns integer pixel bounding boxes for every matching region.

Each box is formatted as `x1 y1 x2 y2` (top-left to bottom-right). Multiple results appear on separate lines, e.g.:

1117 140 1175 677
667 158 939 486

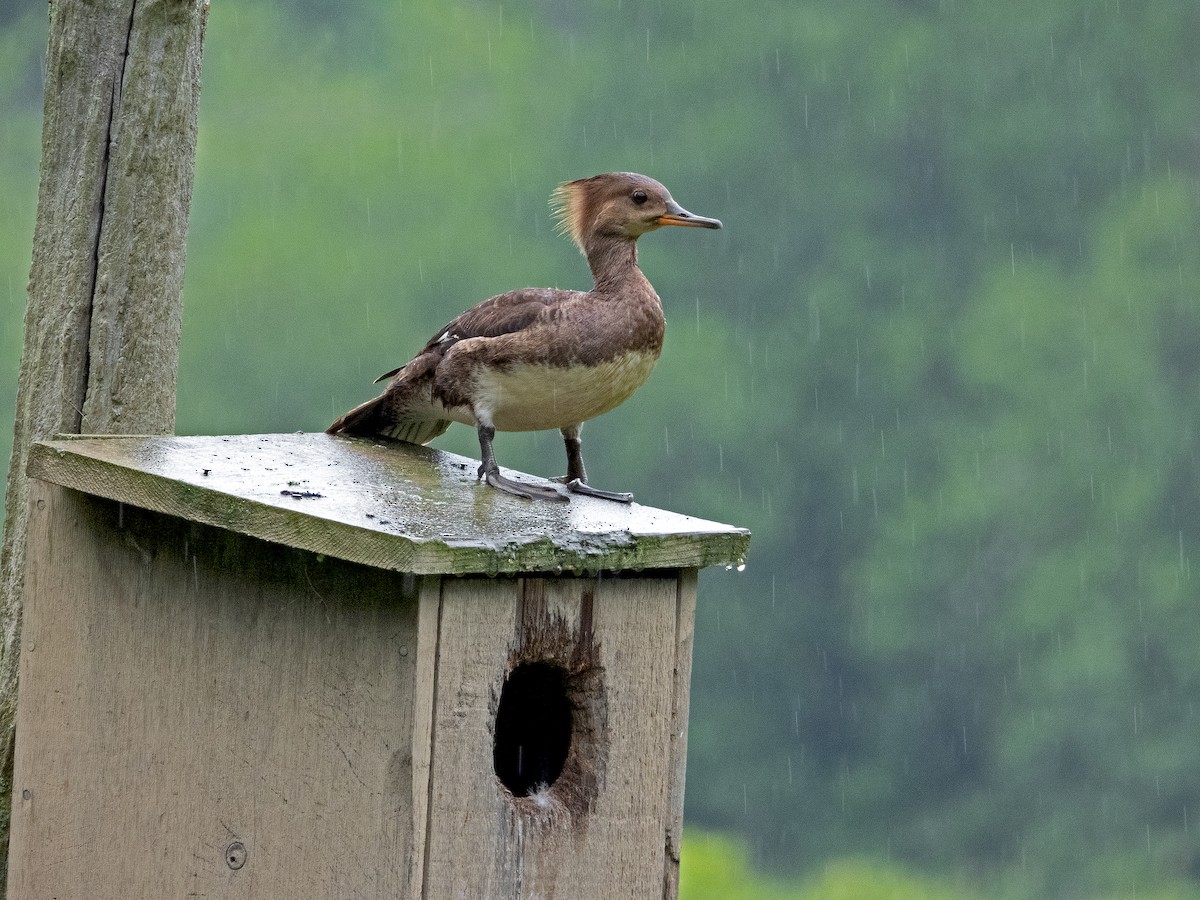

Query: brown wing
419 288 573 351
372 288 573 383
331 287 585 441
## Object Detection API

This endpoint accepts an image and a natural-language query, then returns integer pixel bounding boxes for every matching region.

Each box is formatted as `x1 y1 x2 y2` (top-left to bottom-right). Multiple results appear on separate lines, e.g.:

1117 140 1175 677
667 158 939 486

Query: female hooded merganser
327 172 721 502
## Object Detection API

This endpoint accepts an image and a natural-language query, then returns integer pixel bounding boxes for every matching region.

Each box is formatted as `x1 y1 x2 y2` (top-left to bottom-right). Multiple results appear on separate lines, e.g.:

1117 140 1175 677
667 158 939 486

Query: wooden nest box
8 433 748 897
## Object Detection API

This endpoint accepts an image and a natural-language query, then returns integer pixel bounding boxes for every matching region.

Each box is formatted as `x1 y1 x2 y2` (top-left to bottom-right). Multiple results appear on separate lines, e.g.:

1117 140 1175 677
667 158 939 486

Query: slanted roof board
27 433 749 576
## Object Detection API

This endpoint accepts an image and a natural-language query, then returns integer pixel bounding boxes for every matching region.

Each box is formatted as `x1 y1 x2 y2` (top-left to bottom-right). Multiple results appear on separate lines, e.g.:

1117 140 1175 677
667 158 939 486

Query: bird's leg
554 424 634 503
556 425 588 483
476 421 567 502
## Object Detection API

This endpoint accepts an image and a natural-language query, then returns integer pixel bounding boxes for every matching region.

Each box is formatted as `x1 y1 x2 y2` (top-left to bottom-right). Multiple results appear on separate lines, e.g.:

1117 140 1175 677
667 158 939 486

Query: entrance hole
493 661 572 796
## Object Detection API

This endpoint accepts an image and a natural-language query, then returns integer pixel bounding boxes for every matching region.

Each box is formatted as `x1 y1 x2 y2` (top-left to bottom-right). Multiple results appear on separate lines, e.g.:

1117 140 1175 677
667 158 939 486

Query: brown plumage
328 172 721 502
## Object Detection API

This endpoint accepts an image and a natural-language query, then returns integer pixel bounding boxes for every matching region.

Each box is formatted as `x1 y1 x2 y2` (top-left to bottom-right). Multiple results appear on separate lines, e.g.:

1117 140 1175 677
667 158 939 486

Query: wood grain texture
10 485 702 897
407 576 442 899
9 483 426 898
79 0 207 436
0 0 207 884
26 434 751 577
422 574 683 898
663 569 698 896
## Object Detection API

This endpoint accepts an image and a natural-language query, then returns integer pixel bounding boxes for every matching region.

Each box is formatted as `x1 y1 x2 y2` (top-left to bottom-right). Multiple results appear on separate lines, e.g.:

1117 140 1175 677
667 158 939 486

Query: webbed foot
480 464 569 502
562 478 633 503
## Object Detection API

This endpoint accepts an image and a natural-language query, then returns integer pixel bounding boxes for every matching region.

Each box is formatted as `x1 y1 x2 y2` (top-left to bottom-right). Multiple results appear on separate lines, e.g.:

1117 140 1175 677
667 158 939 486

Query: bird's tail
326 392 451 446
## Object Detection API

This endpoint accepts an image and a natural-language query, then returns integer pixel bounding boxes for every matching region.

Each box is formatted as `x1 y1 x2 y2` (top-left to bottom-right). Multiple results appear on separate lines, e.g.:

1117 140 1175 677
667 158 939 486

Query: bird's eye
632 190 648 205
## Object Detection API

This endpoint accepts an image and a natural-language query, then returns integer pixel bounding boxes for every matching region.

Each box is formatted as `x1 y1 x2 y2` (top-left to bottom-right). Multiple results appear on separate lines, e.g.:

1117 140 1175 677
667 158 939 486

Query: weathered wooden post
8 433 748 896
0 0 207 885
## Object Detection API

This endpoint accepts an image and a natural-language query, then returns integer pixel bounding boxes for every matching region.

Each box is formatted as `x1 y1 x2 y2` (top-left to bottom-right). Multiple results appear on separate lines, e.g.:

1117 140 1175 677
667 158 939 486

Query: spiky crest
550 177 590 252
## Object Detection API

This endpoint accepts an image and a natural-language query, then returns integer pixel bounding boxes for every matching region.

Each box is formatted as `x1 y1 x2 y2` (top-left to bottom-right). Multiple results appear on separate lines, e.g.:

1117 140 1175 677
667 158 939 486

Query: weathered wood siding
9 463 712 897
10 483 432 897
421 574 692 898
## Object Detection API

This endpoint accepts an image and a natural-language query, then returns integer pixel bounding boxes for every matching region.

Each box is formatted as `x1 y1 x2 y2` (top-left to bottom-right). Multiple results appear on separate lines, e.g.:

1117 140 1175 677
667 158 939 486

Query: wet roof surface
28 433 750 576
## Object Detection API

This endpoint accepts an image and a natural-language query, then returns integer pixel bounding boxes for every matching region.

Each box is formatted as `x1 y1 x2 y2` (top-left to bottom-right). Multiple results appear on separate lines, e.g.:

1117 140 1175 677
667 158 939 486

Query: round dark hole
493 662 572 796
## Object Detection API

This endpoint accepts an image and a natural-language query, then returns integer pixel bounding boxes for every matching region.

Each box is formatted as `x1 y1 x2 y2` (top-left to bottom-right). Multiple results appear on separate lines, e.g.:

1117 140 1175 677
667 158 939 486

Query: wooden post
7 433 749 897
0 0 207 885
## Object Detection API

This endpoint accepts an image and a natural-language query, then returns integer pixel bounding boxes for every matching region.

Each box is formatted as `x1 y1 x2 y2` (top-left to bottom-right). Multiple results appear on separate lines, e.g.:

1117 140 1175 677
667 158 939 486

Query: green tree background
3 0 1199 895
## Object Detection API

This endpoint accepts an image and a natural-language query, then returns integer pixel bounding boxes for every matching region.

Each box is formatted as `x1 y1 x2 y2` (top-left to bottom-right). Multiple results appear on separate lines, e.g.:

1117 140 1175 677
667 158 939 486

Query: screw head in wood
225 841 247 870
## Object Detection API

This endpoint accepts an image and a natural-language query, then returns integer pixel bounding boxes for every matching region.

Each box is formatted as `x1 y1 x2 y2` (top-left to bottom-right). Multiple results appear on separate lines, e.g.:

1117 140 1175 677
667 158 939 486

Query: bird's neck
584 235 647 294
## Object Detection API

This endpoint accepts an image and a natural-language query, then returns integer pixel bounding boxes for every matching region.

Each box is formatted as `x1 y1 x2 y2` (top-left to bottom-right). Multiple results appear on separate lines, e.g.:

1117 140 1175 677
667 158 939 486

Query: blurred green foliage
3 0 1200 895
680 830 981 900
681 828 1200 900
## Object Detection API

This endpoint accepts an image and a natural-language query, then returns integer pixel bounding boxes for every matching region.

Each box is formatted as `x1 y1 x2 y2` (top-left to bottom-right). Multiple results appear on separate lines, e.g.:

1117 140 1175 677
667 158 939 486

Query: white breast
469 351 659 432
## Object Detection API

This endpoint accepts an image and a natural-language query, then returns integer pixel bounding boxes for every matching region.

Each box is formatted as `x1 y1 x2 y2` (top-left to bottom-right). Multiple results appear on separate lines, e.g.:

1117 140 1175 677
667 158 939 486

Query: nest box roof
27 433 750 576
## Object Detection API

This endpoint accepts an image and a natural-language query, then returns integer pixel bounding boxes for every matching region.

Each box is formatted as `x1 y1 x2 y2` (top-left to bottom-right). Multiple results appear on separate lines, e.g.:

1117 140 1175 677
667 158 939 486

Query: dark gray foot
476 420 568 502
563 478 634 503
554 426 632 502
480 464 568 502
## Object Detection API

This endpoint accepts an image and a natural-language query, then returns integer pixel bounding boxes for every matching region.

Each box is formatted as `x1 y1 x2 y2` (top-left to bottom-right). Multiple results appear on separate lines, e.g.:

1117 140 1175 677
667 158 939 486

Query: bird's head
552 172 721 253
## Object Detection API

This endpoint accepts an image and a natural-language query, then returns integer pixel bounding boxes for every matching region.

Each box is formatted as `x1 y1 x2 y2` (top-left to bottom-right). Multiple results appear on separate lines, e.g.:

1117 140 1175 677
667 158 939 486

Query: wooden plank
577 575 680 897
663 569 699 897
422 573 682 898
26 434 750 577
9 483 422 898
419 576 521 898
406 576 442 898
